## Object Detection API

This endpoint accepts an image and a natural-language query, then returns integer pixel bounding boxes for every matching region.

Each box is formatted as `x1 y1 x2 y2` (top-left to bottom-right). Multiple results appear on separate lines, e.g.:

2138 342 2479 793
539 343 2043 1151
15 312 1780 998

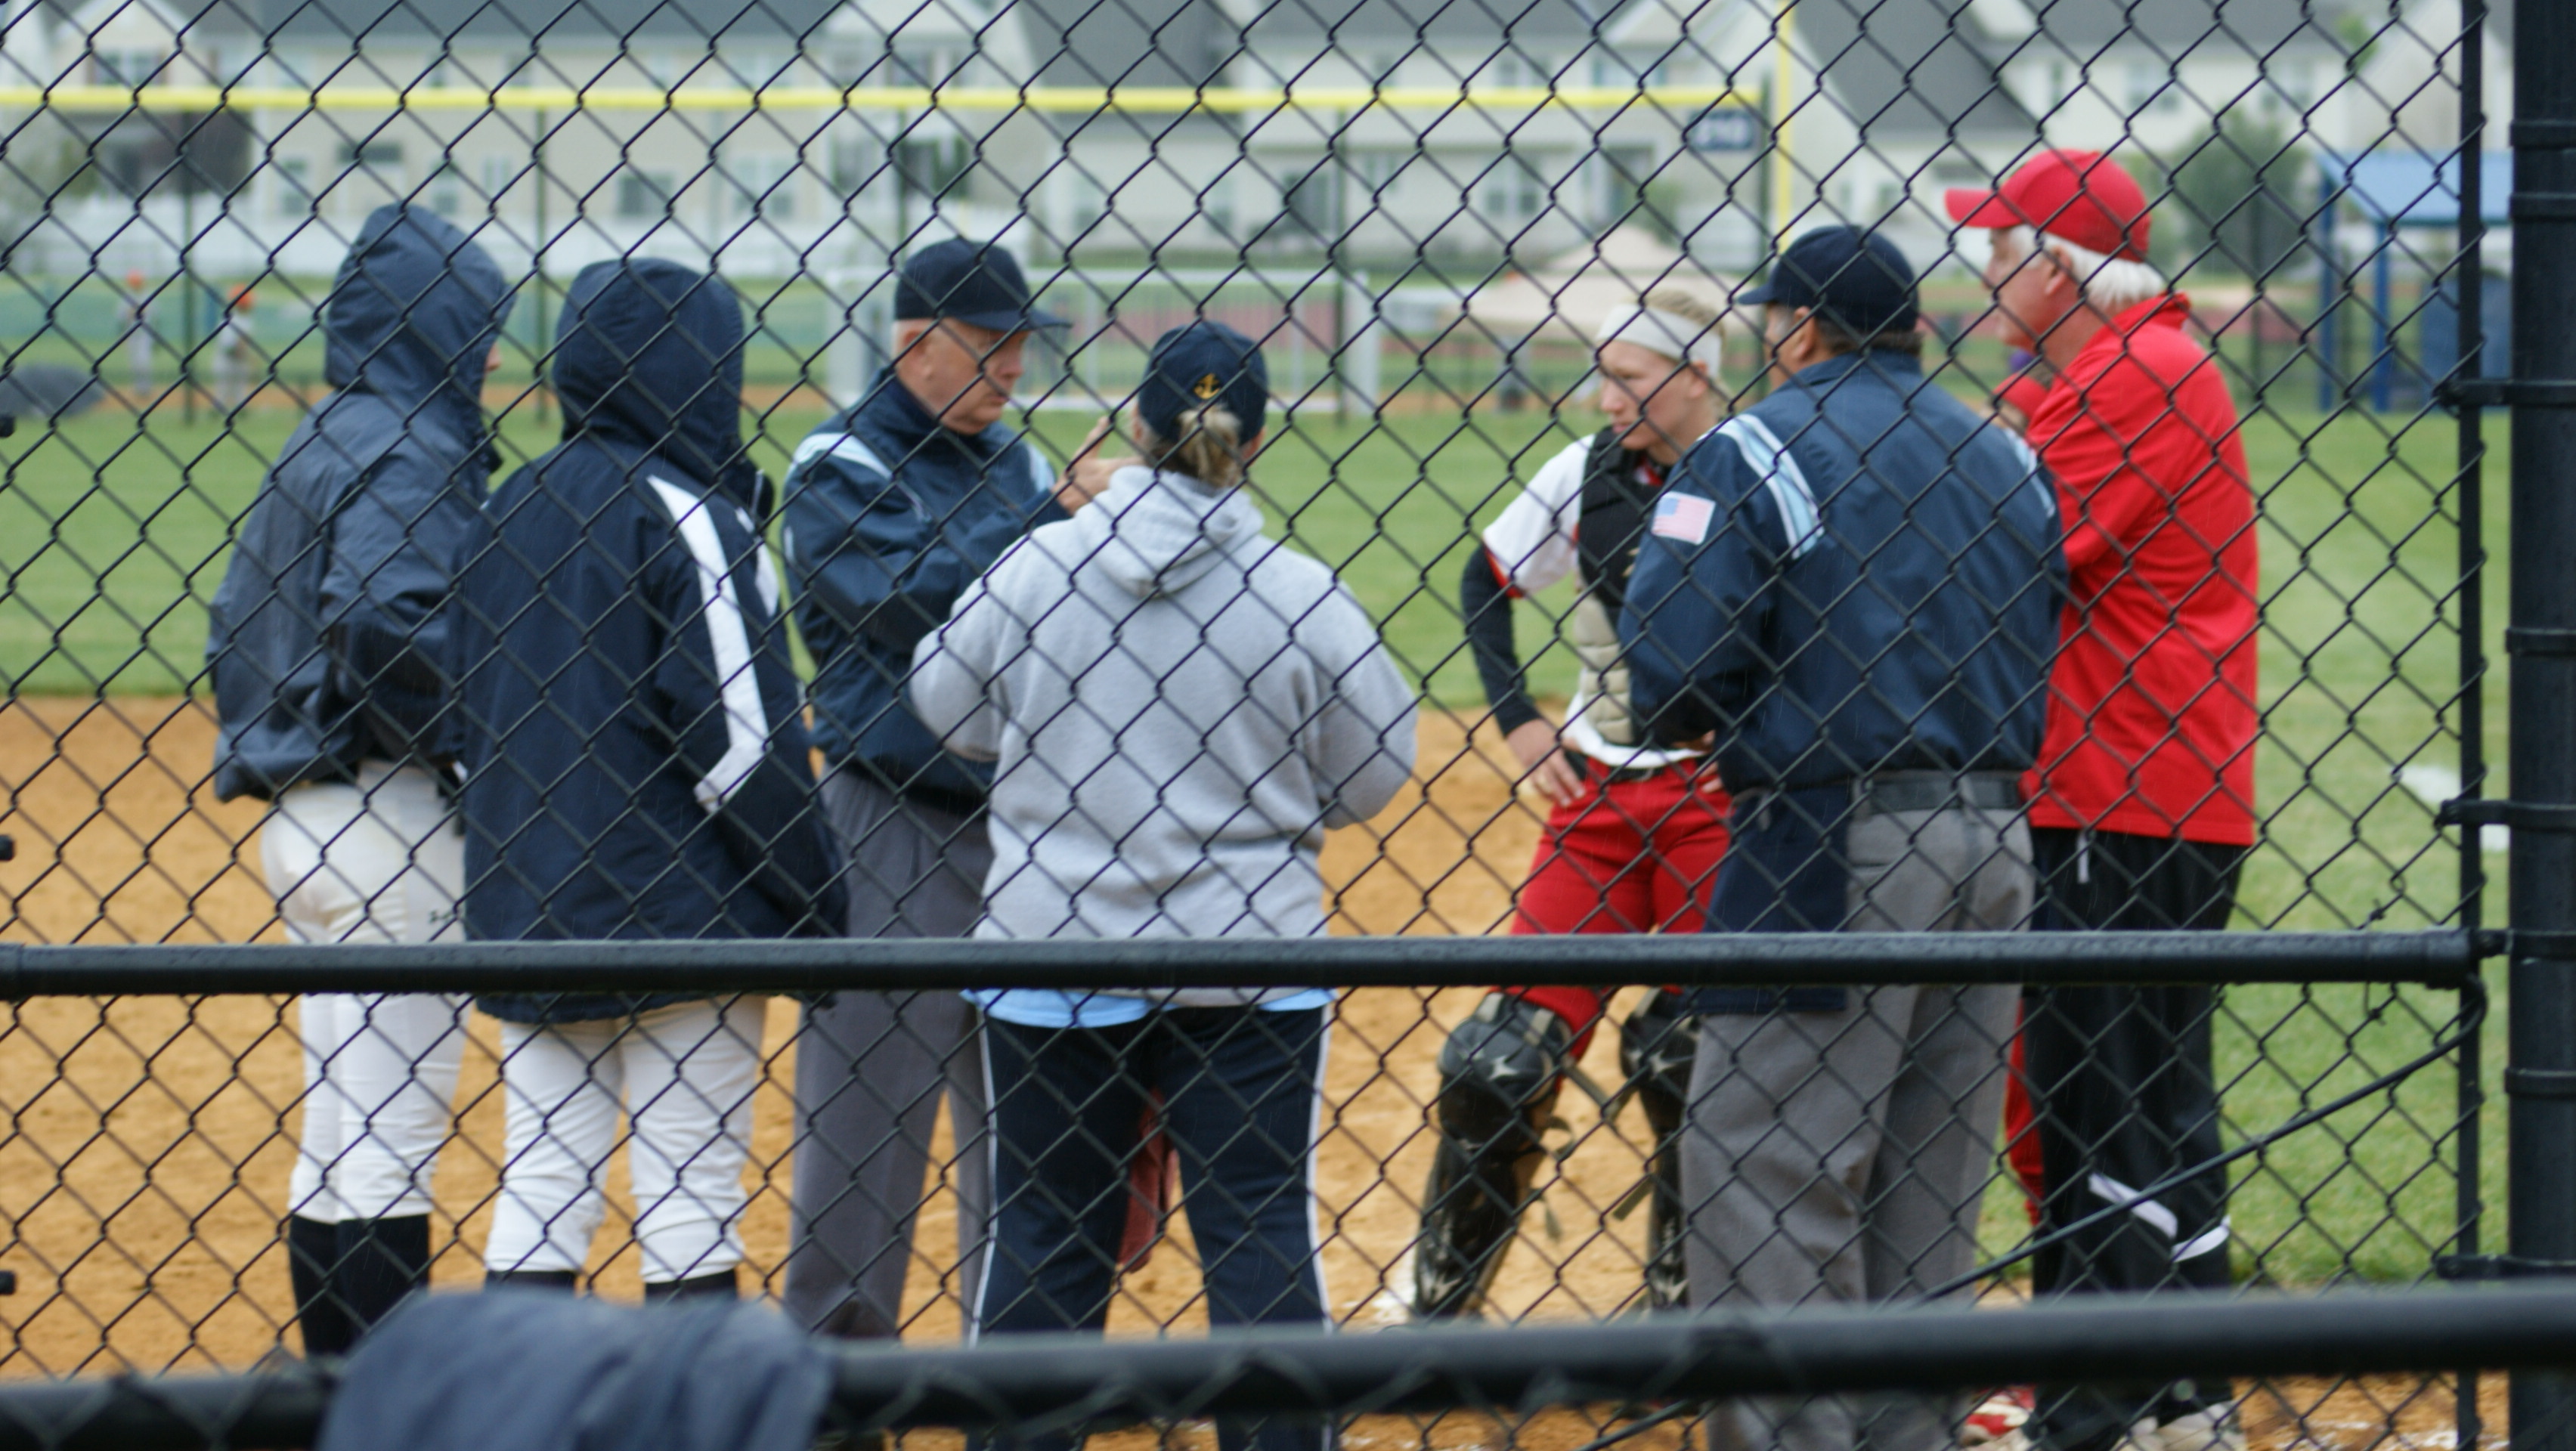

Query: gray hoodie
910 465 1417 981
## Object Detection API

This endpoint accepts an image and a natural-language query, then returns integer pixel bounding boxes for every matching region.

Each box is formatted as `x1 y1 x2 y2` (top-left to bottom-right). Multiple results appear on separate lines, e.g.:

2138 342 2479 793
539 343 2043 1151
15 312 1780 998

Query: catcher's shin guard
1412 993 1572 1318
1620 988 1699 1310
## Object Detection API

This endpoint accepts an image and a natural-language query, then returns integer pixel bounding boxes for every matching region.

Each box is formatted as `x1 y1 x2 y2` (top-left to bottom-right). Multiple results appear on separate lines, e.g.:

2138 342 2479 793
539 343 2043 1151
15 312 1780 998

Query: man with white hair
1413 286 1732 1319
1949 150 2258 1451
779 238 1099 1344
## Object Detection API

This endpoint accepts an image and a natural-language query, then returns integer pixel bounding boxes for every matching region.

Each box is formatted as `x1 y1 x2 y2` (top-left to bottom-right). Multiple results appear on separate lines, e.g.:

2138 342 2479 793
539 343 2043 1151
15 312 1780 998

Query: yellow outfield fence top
0 82 1748 115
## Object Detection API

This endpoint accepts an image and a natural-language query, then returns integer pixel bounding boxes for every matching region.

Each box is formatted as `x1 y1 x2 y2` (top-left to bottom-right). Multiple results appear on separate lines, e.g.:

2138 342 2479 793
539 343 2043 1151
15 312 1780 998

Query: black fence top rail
834 1283 2576 1428
0 930 2476 998
8 1285 2573 1451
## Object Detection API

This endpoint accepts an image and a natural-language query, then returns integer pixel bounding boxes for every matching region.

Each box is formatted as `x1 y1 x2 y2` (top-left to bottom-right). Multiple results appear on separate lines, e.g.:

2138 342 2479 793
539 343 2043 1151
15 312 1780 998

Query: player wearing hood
206 203 512 1352
456 258 844 1298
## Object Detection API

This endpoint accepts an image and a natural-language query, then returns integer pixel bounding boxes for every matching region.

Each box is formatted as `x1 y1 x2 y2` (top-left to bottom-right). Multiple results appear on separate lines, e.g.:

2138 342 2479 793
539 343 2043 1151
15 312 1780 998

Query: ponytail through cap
1139 320 1269 454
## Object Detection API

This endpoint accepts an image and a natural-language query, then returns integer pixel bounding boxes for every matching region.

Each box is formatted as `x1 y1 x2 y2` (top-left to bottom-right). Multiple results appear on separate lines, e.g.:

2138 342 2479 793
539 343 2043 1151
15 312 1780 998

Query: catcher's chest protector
1566 434 1663 751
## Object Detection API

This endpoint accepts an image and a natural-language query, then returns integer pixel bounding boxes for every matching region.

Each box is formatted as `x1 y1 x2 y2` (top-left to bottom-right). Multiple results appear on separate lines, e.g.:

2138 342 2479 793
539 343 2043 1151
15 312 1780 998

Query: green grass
0 389 2502 1285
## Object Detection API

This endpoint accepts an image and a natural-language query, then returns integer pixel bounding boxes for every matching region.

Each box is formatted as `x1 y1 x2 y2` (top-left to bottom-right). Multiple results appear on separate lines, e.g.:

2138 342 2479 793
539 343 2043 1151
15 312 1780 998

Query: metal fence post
2509 0 2576 1441
2454 11 2491 1451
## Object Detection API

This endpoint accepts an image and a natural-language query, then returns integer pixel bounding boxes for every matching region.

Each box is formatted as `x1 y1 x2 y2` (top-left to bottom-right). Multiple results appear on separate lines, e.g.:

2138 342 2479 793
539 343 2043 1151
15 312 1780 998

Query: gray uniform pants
1684 803 2031 1451
782 769 994 1339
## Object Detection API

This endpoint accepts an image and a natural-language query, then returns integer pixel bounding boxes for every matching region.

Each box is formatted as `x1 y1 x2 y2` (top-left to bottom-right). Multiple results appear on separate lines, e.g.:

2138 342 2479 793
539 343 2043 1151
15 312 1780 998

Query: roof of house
1791 0 2036 142
254 0 841 43
55 0 260 42
2002 0 2352 56
1230 0 2035 144
1019 0 1231 88
1240 0 1627 47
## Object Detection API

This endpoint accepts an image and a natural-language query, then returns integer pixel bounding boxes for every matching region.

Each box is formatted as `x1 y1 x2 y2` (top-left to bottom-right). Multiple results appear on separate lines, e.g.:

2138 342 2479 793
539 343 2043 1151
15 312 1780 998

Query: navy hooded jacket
782 370 1063 810
206 204 511 800
1621 351 2065 791
458 258 844 1020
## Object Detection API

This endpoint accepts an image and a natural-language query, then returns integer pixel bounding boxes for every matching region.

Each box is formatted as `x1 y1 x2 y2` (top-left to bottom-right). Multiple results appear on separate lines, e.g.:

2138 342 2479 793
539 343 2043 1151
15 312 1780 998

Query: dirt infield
0 698 1655 1372
0 698 2484 1451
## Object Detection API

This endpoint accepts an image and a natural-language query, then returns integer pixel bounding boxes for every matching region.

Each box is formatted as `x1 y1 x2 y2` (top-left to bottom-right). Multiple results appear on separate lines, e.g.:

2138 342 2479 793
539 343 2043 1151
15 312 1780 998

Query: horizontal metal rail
8 1285 2575 1451
0 930 2475 998
836 1285 2576 1428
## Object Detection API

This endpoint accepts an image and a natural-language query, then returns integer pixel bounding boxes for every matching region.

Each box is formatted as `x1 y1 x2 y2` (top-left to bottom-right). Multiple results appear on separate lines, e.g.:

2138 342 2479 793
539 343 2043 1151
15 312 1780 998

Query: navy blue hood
553 258 763 515
324 205 512 435
209 206 511 800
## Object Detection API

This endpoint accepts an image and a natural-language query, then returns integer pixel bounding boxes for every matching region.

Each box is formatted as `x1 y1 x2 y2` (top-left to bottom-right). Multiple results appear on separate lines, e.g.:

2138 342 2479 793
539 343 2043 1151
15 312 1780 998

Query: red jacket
2023 296 2259 846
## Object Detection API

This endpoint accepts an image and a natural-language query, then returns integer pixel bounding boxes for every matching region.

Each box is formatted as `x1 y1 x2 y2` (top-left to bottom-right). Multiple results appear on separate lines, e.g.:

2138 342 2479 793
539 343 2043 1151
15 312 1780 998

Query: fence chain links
0 0 2501 1448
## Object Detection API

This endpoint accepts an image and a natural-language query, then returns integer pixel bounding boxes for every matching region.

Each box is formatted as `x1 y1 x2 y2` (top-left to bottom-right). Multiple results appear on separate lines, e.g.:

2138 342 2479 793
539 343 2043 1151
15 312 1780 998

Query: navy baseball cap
1738 225 1921 340
894 238 1065 333
1139 320 1269 445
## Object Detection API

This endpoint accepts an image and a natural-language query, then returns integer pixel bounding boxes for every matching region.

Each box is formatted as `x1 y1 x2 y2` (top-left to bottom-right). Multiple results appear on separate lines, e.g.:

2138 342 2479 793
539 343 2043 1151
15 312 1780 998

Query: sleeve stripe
1717 414 1822 558
789 431 890 478
649 476 772 813
1998 428 2057 523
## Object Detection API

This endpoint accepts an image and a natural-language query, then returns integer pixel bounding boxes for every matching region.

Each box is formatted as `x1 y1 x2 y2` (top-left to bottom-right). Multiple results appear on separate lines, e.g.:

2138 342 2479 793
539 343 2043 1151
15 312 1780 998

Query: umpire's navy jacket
206 203 512 800
782 371 1063 811
458 259 844 1019
1621 350 2065 791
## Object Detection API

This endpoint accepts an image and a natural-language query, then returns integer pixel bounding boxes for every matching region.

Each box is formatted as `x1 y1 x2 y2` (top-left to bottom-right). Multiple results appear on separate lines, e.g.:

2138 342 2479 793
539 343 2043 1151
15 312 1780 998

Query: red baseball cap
1945 149 2152 263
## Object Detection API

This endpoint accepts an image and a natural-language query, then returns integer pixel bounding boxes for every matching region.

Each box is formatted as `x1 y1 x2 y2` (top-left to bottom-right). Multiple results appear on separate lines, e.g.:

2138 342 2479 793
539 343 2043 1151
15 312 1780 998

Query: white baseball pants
262 761 469 1224
482 998 764 1285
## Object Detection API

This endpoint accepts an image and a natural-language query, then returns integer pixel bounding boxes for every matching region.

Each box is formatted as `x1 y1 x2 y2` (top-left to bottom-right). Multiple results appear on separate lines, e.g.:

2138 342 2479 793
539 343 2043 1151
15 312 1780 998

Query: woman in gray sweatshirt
911 320 1415 1451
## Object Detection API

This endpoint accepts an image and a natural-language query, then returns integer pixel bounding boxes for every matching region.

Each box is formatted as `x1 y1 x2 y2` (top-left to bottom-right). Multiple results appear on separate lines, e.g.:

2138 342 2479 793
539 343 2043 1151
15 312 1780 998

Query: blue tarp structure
2314 150 2509 410
2322 149 2511 227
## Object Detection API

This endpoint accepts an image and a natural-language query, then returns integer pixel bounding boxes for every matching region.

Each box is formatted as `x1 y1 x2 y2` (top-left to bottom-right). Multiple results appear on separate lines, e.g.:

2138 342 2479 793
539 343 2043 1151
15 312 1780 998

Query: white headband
1594 305 1723 375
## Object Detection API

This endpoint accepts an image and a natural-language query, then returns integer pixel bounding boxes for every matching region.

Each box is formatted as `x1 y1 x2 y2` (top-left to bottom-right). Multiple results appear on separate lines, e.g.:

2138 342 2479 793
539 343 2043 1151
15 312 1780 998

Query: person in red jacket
1950 149 2257 1451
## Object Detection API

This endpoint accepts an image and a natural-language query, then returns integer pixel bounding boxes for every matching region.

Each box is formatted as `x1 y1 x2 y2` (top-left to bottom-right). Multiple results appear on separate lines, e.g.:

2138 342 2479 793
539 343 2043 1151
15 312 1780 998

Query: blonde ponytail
1143 404 1247 490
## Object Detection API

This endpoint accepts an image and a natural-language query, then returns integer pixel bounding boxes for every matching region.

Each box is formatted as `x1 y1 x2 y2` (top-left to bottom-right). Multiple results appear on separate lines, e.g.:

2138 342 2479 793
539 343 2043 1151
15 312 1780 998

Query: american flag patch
1651 492 1715 544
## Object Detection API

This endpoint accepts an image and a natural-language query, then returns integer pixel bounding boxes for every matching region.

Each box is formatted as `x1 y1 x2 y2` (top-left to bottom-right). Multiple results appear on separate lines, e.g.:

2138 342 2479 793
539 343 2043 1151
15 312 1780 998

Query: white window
1478 151 1545 226
1283 162 1339 237
893 135 969 203
2123 60 2162 113
2281 61 2317 109
1051 165 1104 245
1589 52 1667 88
275 49 330 87
889 42 958 88
617 169 677 220
726 154 796 222
829 134 877 195
429 163 464 218
274 156 313 218
93 49 162 86
1203 169 1237 238
1352 150 1405 201
337 138 406 175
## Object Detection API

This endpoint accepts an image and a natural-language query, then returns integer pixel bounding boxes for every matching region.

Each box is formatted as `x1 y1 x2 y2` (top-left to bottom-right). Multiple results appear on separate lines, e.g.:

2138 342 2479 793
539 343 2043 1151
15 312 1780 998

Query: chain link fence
0 0 2516 1444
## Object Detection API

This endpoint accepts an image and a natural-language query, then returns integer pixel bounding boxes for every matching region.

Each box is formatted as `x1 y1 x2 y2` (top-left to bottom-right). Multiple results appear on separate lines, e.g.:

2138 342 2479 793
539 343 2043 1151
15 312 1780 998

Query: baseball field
0 394 2501 1446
